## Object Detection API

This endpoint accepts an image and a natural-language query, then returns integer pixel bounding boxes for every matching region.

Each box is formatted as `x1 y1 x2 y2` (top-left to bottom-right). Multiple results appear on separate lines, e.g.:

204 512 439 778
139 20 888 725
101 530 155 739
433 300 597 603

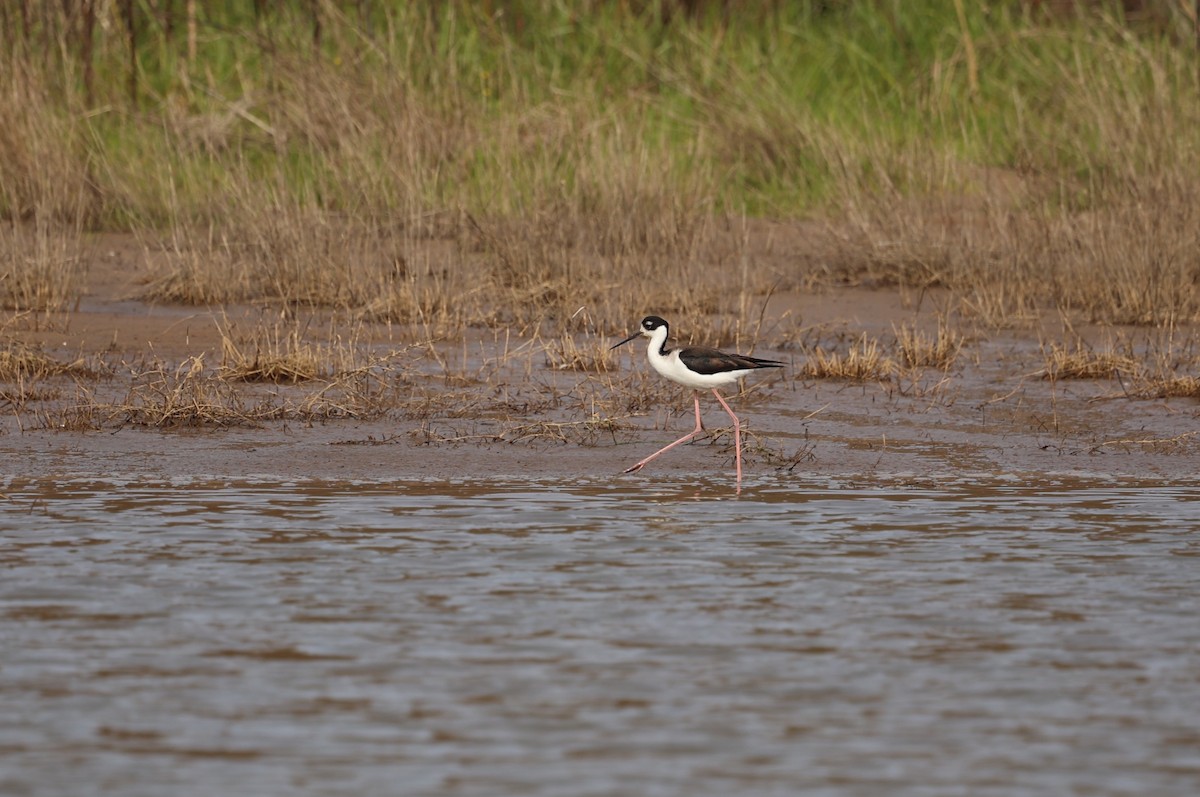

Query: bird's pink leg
624 393 705 474
711 388 742 486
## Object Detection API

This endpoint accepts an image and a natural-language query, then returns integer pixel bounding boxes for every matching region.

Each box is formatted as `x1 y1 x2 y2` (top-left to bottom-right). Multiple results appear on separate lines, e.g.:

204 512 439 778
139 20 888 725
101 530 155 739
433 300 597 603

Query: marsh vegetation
1 0 1199 443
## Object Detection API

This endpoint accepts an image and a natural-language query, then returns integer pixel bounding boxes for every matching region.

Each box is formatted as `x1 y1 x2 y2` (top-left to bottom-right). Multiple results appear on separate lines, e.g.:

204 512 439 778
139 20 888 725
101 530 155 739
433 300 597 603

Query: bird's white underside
643 325 749 390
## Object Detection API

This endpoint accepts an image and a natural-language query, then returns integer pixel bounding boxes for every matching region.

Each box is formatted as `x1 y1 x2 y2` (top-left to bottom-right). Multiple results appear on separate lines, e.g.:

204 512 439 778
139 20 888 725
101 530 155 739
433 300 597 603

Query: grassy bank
1 0 1199 334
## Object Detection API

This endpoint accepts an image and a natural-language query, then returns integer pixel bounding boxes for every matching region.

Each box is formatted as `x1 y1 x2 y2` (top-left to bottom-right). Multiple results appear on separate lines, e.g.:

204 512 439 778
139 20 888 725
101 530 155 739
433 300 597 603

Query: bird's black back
676 346 785 375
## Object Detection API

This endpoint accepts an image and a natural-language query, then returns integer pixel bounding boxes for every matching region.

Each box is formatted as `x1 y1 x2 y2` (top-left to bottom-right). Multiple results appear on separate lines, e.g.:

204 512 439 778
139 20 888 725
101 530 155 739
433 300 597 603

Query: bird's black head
610 315 670 350
640 315 668 333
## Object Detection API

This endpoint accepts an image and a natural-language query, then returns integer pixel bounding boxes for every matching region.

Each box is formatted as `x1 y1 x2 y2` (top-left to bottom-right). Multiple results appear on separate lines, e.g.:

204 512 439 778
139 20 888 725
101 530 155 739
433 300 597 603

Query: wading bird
610 315 783 487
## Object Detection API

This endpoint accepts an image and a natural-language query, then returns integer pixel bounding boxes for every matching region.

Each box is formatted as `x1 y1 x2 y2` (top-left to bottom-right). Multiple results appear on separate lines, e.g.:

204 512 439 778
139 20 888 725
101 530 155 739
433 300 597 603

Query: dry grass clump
42 349 404 430
221 342 320 383
1125 330 1200 398
895 320 964 370
1133 375 1200 399
1039 340 1140 380
32 358 252 430
141 199 739 338
215 320 415 419
839 182 1200 329
1036 326 1200 398
0 222 84 322
217 316 415 388
544 333 618 373
140 228 251 306
1043 195 1200 326
220 325 325 383
141 212 408 310
361 253 461 328
114 357 262 428
0 344 70 382
800 334 894 381
0 341 103 418
0 341 103 381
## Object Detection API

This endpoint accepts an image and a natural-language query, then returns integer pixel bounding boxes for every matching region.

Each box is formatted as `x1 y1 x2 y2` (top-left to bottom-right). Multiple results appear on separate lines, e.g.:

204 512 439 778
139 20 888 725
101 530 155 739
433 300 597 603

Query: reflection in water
1 477 1198 796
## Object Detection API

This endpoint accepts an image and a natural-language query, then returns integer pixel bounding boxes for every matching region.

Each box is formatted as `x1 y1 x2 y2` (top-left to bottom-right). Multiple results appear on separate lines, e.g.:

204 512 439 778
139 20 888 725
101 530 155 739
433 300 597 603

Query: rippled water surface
2 476 1199 796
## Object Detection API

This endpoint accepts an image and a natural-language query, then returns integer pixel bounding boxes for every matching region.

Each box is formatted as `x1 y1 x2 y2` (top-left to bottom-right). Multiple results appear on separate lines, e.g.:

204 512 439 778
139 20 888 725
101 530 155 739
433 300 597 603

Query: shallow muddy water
2 476 1199 796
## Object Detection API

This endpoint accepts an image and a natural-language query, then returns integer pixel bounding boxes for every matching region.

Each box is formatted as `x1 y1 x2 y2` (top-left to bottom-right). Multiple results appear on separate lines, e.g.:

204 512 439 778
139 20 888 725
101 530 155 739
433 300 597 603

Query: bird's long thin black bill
610 331 641 351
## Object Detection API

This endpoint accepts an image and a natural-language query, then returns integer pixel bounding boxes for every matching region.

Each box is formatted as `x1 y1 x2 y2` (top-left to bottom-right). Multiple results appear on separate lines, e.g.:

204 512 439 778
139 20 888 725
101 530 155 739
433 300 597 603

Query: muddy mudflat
1 234 1197 483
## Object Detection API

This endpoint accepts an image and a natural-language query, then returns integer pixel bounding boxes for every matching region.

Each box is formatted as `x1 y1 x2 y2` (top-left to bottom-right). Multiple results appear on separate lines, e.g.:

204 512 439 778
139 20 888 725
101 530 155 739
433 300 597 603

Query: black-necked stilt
611 315 784 487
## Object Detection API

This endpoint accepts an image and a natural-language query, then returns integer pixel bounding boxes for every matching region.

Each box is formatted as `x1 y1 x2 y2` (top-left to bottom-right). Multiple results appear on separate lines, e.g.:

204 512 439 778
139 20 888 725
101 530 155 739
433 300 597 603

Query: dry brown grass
0 69 94 224
855 191 1200 328
0 341 103 381
24 315 419 430
140 228 251 306
895 320 964 370
138 196 750 340
0 67 91 328
800 334 895 382
0 340 103 419
543 332 619 373
1039 340 1141 380
141 212 415 310
18 315 656 434
115 357 265 427
215 317 419 414
219 323 327 383
1034 324 1200 399
1133 375 1200 399
829 36 1200 331
0 343 70 382
34 358 253 430
0 222 84 325
1124 330 1200 398
39 348 407 430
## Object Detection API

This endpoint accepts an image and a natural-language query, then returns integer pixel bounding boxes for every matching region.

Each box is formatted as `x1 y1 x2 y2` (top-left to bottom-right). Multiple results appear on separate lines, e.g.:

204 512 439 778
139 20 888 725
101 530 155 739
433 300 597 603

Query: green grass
6 0 1189 223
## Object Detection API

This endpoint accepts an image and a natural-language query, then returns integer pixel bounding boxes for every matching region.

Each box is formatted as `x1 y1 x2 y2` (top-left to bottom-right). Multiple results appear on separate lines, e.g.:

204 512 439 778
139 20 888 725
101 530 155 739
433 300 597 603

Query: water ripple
2 476 1198 796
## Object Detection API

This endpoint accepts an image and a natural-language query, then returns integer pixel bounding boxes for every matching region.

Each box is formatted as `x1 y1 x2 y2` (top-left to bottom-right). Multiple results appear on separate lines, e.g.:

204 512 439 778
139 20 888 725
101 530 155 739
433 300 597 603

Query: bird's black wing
676 346 784 375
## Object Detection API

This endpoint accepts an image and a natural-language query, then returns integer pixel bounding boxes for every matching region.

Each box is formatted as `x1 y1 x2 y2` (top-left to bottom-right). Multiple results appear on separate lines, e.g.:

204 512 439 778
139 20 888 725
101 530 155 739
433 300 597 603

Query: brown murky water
2 476 1199 796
